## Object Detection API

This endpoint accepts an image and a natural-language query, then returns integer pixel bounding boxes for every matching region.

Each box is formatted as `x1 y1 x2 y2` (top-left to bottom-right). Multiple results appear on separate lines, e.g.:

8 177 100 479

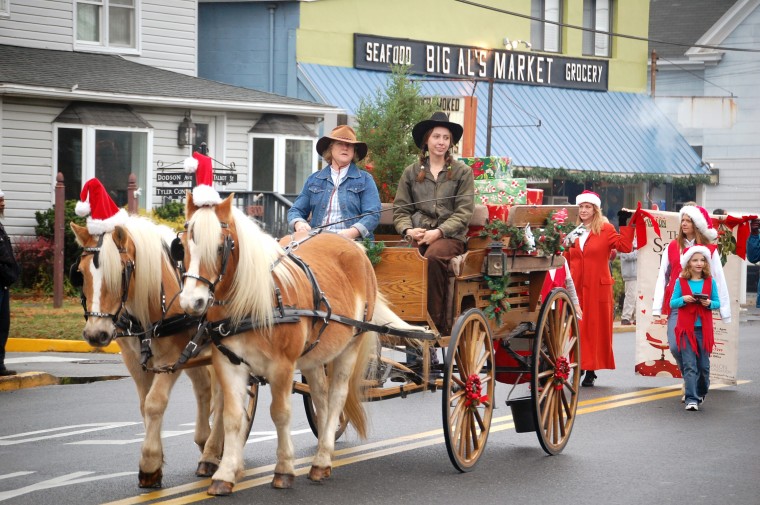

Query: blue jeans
680 326 710 405
667 308 683 372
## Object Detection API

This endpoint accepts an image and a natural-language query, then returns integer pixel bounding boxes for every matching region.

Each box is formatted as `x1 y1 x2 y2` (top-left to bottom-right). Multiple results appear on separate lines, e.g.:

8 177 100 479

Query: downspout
269 4 277 93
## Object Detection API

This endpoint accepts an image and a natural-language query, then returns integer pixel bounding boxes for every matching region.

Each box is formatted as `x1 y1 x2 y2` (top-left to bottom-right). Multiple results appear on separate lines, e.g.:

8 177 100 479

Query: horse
177 193 425 495
70 216 226 488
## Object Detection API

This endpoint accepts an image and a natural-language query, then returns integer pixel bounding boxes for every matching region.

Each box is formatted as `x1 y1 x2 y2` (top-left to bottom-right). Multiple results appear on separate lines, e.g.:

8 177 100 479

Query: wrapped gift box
460 156 512 180
526 188 544 205
473 178 527 205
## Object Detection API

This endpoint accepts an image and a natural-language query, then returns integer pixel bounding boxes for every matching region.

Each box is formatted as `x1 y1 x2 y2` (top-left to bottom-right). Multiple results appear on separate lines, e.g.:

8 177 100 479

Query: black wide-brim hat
315 125 368 161
412 111 464 149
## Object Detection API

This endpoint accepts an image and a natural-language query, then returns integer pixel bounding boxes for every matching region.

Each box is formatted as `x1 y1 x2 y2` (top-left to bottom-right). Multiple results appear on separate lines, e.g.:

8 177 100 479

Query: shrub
149 201 185 231
14 236 54 291
34 200 87 269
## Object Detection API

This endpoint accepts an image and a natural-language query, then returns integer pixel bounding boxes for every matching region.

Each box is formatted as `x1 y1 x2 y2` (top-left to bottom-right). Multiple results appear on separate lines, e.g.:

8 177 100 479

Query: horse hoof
308 466 332 482
271 473 295 489
138 468 163 488
207 480 234 496
196 461 218 477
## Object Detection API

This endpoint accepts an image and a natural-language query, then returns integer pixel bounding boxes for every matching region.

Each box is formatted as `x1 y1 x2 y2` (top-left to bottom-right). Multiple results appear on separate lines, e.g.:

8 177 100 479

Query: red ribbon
711 214 758 260
627 201 661 247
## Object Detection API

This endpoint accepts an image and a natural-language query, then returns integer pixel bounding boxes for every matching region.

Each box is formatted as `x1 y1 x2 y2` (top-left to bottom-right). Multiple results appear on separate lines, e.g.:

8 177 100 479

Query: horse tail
342 329 376 439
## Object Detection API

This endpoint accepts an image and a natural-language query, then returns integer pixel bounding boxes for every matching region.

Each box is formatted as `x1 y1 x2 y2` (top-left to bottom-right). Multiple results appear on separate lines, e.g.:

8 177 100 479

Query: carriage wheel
244 375 259 438
442 308 495 472
531 288 581 455
301 374 348 441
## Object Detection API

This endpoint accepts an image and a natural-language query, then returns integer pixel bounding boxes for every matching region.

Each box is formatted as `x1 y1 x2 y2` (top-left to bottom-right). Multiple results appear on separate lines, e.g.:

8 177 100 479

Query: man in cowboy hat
288 125 381 239
393 111 473 336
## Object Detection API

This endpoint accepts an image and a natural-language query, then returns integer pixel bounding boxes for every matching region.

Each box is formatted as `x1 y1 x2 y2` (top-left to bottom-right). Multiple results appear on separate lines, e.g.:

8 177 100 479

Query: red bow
628 202 661 247
711 214 758 260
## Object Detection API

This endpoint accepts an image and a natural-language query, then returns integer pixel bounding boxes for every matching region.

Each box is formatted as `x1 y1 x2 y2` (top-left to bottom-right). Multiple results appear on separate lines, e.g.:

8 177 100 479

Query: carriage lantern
177 111 196 147
486 242 506 277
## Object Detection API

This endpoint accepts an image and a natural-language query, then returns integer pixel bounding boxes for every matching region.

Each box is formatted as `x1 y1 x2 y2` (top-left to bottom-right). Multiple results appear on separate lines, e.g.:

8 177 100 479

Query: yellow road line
102 380 750 505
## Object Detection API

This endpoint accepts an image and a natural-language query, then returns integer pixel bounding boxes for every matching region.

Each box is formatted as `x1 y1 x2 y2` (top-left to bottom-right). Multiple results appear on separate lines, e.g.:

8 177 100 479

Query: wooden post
53 172 65 308
650 49 658 98
127 173 138 214
461 96 478 157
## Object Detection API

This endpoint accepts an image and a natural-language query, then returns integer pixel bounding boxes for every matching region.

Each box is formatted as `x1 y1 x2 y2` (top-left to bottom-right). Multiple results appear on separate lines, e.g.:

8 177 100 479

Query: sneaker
621 319 631 326
685 403 699 411
0 368 17 377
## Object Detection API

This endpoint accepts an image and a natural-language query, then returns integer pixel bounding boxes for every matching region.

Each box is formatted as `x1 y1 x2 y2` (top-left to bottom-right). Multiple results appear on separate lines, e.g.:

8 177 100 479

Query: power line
657 55 735 97
454 0 760 53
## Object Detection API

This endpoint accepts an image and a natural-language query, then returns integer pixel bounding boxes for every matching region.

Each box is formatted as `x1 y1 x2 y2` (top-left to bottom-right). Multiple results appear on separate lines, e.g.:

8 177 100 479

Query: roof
55 102 153 128
649 0 738 60
299 64 707 176
249 114 317 136
0 44 334 115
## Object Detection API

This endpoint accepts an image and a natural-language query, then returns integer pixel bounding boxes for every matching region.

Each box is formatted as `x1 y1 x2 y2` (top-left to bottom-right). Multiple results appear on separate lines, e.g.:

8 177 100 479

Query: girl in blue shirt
670 246 720 411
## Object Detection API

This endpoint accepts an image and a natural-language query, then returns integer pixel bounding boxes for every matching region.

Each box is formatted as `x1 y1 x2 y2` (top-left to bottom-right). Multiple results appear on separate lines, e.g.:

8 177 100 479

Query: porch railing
217 190 298 239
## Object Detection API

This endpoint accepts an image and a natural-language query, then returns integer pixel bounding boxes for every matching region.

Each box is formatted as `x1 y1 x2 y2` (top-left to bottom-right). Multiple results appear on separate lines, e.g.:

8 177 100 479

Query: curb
7 338 121 354
0 371 60 391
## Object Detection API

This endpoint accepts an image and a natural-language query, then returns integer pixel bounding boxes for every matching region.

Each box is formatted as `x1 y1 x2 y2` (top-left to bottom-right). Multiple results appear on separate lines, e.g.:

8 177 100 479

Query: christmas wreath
483 273 511 325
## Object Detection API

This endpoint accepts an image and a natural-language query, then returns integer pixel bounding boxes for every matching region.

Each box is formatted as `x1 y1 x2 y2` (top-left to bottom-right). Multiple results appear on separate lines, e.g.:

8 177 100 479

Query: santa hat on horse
679 205 718 241
184 151 221 206
74 178 128 235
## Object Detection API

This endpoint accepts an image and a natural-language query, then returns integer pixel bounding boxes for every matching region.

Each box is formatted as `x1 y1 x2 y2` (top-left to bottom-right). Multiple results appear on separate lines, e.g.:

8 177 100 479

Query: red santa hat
75 178 128 234
679 205 718 241
680 245 713 269
575 190 601 208
183 151 221 206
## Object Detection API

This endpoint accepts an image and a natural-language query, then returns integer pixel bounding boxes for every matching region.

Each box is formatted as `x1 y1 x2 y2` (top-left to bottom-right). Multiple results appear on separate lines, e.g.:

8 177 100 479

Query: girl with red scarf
669 246 719 411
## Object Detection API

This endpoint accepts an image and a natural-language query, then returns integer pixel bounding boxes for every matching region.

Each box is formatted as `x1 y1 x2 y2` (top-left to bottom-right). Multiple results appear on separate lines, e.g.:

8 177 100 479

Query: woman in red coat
564 190 634 386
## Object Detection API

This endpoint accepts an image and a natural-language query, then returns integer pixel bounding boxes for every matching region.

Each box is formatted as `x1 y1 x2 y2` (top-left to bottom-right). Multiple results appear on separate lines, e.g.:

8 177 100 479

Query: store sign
155 171 237 200
354 34 608 91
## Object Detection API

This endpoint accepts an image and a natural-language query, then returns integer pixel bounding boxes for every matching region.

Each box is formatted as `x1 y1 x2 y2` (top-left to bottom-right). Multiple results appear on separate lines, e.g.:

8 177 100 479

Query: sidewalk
3 304 759 392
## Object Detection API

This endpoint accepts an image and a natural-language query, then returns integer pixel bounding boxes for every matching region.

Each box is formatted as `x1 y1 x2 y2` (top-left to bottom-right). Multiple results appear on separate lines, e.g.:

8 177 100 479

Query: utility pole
486 78 494 156
650 49 658 98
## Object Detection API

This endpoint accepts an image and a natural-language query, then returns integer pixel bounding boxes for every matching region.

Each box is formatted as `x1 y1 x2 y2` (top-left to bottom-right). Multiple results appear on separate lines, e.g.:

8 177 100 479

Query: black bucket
506 396 536 433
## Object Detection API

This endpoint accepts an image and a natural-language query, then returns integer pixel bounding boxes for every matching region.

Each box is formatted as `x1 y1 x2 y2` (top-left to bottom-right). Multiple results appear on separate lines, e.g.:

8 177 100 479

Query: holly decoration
464 374 489 409
484 273 511 326
553 356 570 390
716 223 736 266
536 209 578 257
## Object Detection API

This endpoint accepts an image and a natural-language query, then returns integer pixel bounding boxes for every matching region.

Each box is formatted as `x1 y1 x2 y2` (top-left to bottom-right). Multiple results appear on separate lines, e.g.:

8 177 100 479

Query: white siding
0 98 61 236
0 0 74 51
225 112 256 191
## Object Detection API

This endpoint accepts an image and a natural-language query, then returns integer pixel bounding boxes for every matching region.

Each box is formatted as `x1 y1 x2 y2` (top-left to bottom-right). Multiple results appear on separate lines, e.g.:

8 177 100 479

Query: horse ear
70 222 90 246
216 193 234 222
113 225 129 249
186 190 199 219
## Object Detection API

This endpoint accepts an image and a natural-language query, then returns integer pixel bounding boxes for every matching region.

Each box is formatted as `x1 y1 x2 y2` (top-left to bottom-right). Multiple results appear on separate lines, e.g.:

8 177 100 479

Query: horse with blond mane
70 216 227 487
177 193 425 496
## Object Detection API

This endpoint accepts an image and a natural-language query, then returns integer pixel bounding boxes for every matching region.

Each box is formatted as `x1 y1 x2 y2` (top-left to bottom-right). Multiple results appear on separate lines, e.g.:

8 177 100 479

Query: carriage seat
377 203 488 236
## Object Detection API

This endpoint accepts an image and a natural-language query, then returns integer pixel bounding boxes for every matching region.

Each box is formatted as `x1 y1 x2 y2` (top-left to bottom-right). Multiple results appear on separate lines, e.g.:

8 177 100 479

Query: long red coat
564 223 634 370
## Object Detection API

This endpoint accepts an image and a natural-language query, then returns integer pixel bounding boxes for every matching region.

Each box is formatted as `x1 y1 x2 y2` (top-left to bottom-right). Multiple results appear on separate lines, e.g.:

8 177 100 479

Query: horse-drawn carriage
71 195 580 495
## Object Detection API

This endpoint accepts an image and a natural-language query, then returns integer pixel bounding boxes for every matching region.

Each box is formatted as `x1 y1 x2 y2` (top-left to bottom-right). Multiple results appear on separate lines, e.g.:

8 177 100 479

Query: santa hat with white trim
75 178 129 235
575 190 601 208
680 245 713 269
679 205 718 241
184 151 221 206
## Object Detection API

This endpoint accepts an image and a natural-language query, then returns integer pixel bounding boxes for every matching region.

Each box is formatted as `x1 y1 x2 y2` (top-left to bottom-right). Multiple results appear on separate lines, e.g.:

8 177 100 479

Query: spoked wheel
244 375 259 438
301 374 348 441
531 288 581 455
442 308 495 472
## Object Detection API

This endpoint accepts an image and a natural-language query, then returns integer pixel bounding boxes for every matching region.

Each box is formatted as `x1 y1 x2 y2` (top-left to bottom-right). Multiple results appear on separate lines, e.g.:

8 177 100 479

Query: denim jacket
287 163 381 238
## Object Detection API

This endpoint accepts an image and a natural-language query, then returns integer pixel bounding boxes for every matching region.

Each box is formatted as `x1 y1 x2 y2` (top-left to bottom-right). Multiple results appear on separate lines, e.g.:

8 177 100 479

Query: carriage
291 203 582 472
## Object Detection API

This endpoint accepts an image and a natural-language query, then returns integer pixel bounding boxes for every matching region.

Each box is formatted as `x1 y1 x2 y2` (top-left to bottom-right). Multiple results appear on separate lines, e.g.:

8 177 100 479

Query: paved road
1 324 758 505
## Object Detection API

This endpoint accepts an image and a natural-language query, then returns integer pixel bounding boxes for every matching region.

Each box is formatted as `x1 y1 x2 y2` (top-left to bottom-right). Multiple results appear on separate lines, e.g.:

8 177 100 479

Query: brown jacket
393 159 474 243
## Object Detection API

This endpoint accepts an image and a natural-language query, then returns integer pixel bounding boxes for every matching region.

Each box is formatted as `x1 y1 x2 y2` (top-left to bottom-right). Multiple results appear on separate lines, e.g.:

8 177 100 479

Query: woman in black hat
393 112 474 335
288 125 381 239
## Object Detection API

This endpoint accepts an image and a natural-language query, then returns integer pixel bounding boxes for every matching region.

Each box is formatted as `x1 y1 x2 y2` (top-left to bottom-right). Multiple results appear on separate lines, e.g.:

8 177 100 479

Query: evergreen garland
362 238 386 266
483 274 511 326
512 166 711 188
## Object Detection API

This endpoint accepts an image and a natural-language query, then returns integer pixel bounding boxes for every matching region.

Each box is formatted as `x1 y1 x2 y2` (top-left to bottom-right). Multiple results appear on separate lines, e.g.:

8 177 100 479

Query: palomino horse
178 194 424 495
71 217 225 487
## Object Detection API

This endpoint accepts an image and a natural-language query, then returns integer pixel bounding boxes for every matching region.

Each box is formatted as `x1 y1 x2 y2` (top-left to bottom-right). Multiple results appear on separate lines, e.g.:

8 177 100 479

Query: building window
583 0 612 57
531 0 562 53
57 126 149 208
76 0 137 52
0 0 10 18
250 135 316 194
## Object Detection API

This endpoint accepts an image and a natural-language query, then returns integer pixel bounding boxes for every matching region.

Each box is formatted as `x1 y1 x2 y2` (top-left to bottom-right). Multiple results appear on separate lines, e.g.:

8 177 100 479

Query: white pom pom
184 157 199 173
75 200 91 217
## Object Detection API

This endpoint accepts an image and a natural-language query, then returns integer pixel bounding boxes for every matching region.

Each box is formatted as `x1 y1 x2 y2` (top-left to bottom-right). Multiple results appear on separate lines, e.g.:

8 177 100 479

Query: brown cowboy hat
315 125 368 161
412 111 464 149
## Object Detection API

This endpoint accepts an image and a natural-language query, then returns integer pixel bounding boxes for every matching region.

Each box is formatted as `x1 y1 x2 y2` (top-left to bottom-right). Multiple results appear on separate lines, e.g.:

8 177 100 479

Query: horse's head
178 193 238 317
70 223 135 347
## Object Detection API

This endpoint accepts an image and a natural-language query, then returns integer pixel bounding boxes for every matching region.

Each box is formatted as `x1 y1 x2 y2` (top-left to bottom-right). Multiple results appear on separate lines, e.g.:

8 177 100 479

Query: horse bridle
172 221 235 300
69 233 135 325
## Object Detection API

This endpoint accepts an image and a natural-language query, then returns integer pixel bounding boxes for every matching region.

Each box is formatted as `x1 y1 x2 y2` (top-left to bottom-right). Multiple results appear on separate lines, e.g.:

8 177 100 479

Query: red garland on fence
464 374 489 409
553 356 570 390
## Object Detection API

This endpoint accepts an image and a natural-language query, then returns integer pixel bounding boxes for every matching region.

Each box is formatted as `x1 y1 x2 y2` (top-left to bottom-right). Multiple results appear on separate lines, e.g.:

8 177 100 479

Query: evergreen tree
355 65 437 202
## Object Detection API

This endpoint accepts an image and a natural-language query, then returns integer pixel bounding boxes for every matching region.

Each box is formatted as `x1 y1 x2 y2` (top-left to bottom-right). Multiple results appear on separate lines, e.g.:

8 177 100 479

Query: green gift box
460 156 513 180
473 178 528 205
